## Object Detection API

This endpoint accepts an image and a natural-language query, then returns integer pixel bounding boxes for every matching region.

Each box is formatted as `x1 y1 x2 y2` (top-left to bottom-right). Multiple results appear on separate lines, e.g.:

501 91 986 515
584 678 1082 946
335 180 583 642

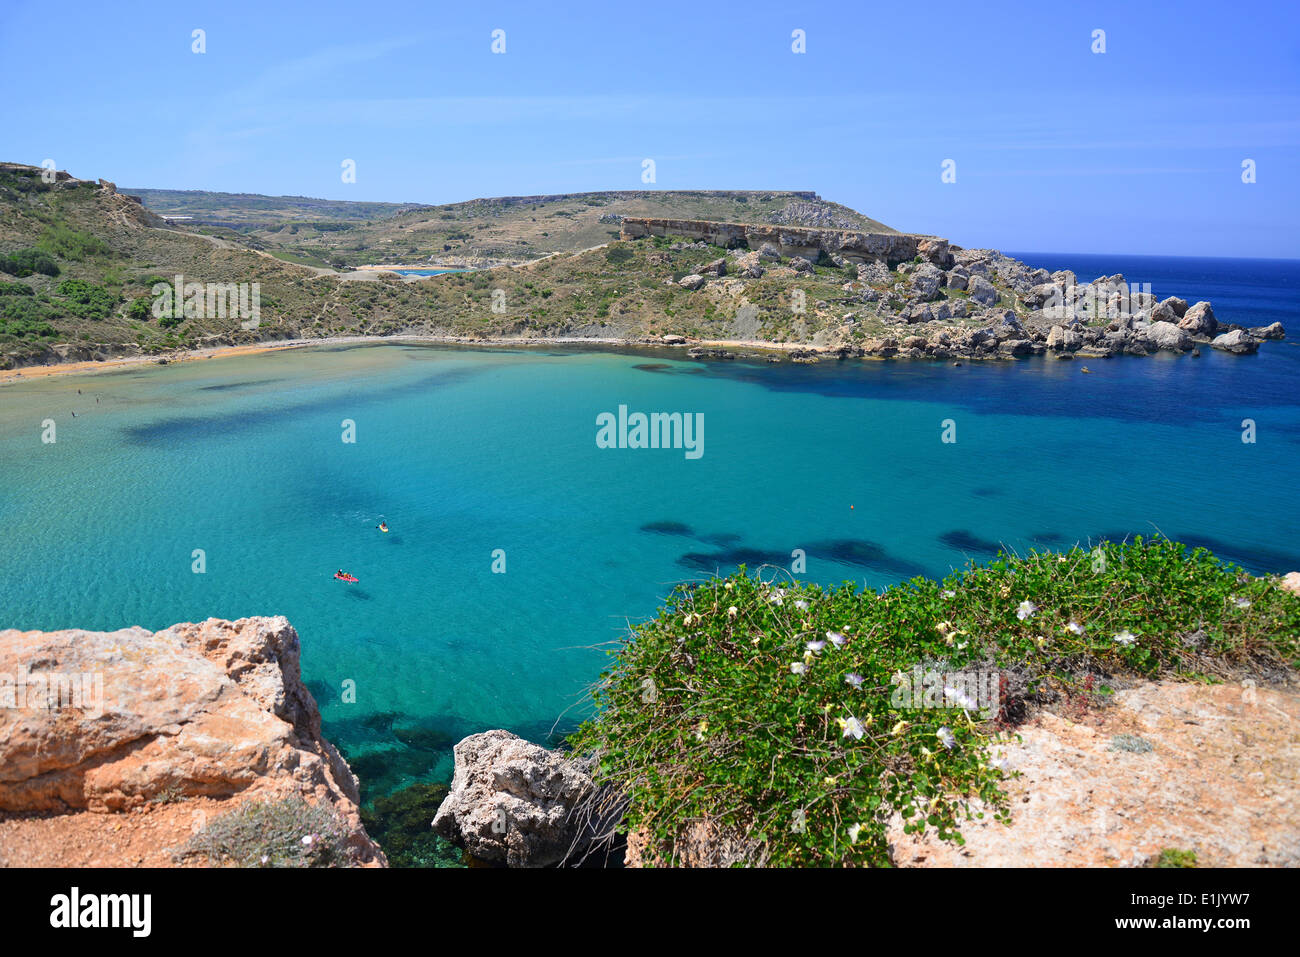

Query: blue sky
2 0 1297 257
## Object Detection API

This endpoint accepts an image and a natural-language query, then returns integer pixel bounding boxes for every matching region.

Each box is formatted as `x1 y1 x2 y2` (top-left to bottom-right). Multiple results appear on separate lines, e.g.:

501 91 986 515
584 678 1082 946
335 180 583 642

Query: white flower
840 716 866 740
943 685 977 710
805 639 826 654
1065 620 1086 636
1113 629 1137 646
936 726 956 750
790 662 807 675
825 631 846 647
847 822 863 844
988 752 1009 772
1016 600 1038 621
301 834 315 846
794 600 810 611
844 672 864 689
768 589 786 606
260 855 269 865
727 606 738 619
1234 597 1252 609
941 590 956 599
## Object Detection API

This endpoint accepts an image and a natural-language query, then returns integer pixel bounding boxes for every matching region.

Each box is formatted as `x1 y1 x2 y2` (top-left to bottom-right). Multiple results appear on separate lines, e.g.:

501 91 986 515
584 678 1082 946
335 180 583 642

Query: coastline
0 334 814 385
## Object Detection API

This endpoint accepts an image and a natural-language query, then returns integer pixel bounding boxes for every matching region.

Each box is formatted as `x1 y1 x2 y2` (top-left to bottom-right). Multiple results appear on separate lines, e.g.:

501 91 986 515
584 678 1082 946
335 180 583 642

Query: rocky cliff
620 216 950 267
0 616 384 866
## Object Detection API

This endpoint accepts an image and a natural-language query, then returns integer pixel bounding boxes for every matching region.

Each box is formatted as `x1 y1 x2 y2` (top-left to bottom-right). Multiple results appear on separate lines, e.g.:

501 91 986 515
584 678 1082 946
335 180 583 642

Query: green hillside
126 186 898 268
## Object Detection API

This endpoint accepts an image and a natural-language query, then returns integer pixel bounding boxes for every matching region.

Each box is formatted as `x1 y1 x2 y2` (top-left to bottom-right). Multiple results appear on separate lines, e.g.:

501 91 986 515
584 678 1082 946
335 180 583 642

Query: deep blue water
0 253 1296 803
1007 252 1298 329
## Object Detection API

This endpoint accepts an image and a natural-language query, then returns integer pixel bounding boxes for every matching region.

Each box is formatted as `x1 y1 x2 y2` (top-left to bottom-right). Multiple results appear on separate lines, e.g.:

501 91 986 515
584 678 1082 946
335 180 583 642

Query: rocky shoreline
2 303 1286 383
701 243 1286 363
2 236 1288 378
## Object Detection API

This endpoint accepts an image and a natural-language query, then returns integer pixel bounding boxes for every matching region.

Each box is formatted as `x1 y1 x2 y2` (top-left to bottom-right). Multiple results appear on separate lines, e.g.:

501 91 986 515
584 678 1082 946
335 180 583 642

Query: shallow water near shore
1 256 1298 807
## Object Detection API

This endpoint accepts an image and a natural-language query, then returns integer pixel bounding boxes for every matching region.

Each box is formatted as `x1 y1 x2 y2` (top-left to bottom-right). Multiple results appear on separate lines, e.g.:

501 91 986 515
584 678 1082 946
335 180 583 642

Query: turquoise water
1 256 1298 800
392 268 465 277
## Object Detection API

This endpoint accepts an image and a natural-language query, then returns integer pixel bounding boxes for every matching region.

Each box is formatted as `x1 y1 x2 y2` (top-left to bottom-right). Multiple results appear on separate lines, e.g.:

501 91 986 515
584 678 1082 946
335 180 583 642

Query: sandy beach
0 334 805 386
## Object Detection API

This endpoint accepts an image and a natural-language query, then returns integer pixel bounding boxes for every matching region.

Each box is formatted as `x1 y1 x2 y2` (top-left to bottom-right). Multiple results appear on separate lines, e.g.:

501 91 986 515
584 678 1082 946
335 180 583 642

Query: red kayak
334 572 359 583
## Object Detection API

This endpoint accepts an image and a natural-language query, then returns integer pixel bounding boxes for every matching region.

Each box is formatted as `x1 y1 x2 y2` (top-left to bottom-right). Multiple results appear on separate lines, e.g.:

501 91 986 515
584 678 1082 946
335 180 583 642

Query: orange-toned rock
0 617 383 866
887 680 1300 867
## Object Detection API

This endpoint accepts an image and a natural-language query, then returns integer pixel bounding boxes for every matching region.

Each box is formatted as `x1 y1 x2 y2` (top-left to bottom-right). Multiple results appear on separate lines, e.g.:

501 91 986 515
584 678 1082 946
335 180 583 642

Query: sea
1 252 1296 803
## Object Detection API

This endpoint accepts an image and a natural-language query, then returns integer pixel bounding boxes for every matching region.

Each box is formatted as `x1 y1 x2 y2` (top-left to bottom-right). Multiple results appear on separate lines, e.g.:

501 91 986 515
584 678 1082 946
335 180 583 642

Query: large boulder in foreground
0 617 383 866
433 730 619 867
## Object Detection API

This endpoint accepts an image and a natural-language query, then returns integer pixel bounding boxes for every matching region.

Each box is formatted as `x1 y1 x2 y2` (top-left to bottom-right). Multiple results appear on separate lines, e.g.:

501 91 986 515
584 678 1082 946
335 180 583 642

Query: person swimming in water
378 521 389 532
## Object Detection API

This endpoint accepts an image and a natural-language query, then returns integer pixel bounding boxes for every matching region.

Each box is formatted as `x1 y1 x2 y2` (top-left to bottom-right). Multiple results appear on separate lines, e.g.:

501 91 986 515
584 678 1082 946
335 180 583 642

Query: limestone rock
1046 324 1082 351
1212 329 1259 354
1248 321 1285 340
902 303 933 324
917 237 954 268
1023 283 1060 309
857 261 890 285
1179 301 1218 337
908 263 944 301
967 275 999 307
1160 296 1189 318
1147 320 1192 352
678 274 706 291
0 617 383 864
433 730 613 867
888 680 1300 867
1148 300 1180 324
733 251 764 279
